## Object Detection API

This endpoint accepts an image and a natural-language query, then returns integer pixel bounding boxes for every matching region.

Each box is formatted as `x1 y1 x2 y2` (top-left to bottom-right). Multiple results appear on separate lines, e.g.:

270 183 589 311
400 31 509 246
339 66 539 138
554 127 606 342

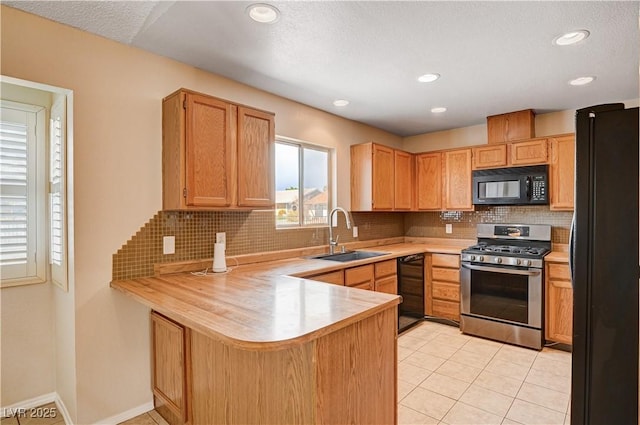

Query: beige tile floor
398 320 571 425
4 322 571 425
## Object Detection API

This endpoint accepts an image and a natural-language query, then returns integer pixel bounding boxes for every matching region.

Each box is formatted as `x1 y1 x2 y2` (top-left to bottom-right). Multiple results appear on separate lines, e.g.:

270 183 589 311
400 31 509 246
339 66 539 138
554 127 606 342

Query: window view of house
275 140 330 227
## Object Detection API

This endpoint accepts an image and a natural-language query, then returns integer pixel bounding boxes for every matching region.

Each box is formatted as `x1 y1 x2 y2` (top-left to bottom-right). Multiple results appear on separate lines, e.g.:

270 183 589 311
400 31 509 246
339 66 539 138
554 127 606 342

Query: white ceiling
6 1 639 136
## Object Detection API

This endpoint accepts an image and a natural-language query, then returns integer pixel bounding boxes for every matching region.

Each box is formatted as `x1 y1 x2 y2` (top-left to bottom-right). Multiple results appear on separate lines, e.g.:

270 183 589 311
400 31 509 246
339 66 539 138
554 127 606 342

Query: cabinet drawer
432 299 460 321
345 264 374 288
432 267 460 283
432 253 460 269
307 270 344 285
432 282 460 302
548 263 570 280
375 276 398 294
375 259 397 278
350 280 374 291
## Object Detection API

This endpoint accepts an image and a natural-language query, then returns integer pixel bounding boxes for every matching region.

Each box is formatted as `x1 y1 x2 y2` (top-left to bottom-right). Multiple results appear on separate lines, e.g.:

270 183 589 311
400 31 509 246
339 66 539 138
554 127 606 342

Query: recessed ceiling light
554 30 590 46
431 107 447 113
247 3 280 24
333 99 349 107
418 73 440 83
569 76 596 86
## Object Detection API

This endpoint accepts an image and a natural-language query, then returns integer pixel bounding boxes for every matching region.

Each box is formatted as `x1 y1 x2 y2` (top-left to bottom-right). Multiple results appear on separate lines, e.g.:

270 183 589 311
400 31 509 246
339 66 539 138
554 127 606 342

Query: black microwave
472 165 549 206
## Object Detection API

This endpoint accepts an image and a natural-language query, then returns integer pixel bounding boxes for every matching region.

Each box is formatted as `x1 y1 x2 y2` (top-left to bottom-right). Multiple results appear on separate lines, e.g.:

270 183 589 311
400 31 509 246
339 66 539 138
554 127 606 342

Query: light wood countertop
111 241 469 351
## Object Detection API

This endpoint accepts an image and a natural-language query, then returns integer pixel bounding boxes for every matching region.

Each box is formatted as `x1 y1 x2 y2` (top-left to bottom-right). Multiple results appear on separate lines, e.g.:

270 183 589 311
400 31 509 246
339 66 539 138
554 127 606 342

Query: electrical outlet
216 232 226 244
352 226 359 238
163 236 175 255
445 224 453 234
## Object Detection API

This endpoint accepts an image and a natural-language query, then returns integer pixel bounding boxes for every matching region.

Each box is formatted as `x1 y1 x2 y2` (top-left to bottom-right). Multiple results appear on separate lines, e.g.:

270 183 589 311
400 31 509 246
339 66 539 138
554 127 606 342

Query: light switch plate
445 224 453 234
216 232 226 244
163 236 175 255
352 226 359 238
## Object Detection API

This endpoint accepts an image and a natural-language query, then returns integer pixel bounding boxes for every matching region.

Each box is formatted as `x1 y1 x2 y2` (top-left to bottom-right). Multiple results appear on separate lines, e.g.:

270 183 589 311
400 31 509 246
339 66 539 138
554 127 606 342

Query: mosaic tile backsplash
113 206 572 280
112 210 404 280
404 206 573 243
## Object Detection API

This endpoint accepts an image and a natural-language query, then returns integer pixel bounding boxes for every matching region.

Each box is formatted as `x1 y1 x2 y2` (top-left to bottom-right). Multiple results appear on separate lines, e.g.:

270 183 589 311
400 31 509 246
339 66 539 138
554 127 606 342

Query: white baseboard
54 394 72 425
93 401 154 425
1 392 152 425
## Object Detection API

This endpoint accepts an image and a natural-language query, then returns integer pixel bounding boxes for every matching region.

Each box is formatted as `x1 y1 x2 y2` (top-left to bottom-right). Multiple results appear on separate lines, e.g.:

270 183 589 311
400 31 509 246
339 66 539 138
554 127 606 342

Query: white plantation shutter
0 104 40 281
49 95 67 289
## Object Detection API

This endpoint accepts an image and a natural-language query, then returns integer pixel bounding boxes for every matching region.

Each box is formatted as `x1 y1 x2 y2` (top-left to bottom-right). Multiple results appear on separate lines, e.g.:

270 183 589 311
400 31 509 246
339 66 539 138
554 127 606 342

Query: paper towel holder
213 242 227 273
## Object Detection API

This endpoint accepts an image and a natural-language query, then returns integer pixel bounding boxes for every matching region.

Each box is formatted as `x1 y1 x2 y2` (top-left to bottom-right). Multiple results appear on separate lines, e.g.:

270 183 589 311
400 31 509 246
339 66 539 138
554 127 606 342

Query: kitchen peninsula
111 251 406 425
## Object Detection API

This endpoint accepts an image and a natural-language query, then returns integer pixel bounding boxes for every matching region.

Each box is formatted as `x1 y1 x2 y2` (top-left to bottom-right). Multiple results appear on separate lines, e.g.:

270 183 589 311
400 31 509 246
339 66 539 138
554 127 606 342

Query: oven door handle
461 263 541 276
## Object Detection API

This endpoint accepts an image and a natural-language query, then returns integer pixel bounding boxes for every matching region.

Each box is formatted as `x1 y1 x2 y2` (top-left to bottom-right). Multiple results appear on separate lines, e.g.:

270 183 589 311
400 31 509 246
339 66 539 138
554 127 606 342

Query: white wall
0 6 402 424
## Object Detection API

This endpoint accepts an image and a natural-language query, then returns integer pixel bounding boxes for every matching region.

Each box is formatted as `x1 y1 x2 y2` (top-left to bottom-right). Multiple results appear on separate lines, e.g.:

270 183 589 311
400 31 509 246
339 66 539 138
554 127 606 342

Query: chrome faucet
328 207 353 254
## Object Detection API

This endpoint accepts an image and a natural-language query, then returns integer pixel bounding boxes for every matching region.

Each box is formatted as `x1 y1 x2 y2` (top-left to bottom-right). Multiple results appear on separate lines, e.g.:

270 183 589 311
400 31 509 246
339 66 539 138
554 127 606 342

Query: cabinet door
307 270 344 285
345 264 374 290
185 93 233 207
151 312 187 422
510 139 548 165
237 107 275 207
416 152 442 210
487 110 535 144
443 149 473 210
372 144 394 210
549 135 575 211
472 144 508 169
394 150 414 210
545 263 573 344
375 275 398 294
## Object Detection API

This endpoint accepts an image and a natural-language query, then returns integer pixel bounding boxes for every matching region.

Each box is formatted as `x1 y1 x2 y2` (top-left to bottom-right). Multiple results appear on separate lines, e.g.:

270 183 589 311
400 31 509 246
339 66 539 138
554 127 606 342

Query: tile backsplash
113 206 572 280
404 206 573 243
112 210 404 280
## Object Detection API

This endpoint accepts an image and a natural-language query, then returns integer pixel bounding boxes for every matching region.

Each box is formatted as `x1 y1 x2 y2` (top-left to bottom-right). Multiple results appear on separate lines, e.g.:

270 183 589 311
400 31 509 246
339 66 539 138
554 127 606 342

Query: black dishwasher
397 254 425 332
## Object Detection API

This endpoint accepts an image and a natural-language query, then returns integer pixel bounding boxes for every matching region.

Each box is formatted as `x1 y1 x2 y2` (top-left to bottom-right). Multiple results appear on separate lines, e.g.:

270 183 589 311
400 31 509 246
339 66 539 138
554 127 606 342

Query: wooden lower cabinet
425 253 461 321
152 307 397 425
345 264 374 290
374 259 398 294
305 270 345 285
151 312 189 424
545 262 573 345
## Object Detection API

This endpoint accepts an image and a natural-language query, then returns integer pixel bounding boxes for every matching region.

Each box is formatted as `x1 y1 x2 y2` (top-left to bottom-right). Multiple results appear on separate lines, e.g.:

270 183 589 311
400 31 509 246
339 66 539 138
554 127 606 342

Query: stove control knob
478 256 485 262
523 259 531 266
515 259 521 266
495 257 502 264
470 255 476 261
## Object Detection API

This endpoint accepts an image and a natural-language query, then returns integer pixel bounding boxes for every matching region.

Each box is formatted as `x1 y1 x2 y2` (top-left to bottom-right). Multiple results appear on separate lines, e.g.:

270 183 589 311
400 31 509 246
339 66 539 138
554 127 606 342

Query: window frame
0 100 47 286
274 136 333 229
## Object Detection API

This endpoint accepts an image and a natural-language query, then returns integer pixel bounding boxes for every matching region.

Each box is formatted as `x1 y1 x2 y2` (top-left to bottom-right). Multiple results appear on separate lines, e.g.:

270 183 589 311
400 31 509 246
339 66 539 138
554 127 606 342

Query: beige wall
403 101 639 153
0 84 56 407
0 6 401 424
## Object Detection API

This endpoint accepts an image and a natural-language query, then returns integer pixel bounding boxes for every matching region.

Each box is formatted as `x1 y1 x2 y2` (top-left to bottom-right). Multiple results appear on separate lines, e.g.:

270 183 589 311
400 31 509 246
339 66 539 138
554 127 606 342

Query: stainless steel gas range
460 223 551 350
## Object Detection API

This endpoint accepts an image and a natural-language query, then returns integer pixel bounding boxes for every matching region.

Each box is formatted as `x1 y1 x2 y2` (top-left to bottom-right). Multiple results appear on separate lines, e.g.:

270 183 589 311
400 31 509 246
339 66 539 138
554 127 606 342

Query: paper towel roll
213 242 227 272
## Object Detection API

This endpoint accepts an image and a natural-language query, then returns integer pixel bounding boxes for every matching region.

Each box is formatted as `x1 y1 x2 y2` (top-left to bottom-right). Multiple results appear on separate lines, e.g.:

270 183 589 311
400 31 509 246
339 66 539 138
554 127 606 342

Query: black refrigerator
571 104 639 424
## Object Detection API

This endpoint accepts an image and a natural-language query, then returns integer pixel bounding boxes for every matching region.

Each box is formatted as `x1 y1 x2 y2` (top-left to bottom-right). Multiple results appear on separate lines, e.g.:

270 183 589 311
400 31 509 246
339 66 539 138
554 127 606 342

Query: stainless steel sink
309 250 388 262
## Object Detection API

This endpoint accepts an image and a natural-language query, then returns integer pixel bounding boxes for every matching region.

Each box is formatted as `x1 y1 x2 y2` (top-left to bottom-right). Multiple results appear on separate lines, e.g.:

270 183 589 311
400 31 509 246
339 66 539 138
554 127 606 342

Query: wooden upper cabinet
549 134 575 211
443 149 473 211
487 109 535 144
472 144 508 169
510 138 548 165
237 107 275 208
394 150 414 210
351 142 402 211
184 94 234 207
372 144 395 210
162 89 275 210
415 152 442 210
